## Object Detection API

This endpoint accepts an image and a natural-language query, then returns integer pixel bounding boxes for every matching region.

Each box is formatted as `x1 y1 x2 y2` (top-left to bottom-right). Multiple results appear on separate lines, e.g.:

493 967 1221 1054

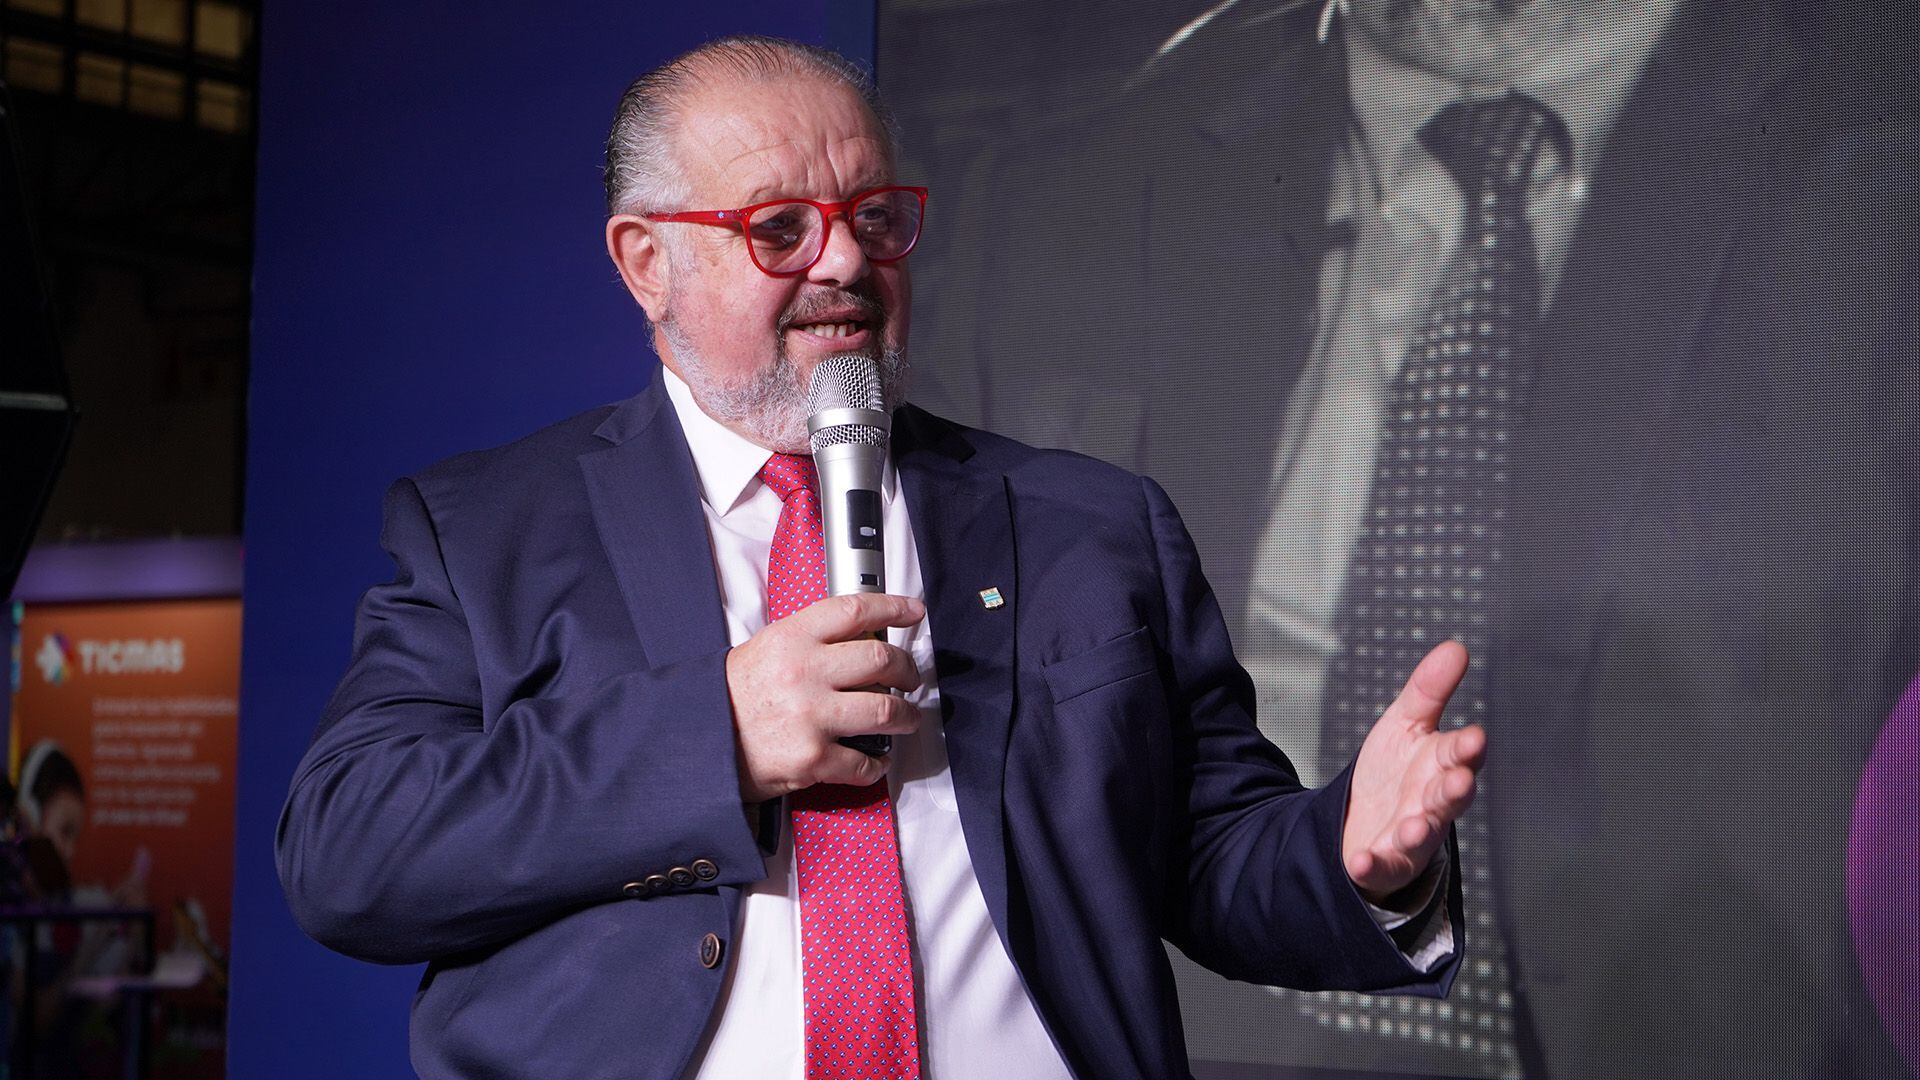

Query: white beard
662 319 910 454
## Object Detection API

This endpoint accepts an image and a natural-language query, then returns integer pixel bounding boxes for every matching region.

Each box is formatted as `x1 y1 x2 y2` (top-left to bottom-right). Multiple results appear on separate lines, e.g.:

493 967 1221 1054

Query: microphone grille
811 422 887 451
807 355 884 414
807 355 888 452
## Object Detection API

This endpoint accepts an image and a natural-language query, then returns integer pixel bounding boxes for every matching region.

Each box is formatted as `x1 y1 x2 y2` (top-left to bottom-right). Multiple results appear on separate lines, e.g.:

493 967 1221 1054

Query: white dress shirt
664 369 1074 1080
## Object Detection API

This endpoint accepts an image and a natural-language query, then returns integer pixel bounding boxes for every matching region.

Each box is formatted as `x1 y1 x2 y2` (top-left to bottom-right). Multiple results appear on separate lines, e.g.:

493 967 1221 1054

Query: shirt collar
660 365 897 514
1341 2 1680 189
662 366 778 515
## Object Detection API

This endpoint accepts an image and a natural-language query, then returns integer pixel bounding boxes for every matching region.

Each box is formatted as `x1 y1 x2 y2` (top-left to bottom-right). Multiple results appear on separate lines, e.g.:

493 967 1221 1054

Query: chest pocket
1034 624 1175 889
1038 625 1173 783
1042 625 1158 704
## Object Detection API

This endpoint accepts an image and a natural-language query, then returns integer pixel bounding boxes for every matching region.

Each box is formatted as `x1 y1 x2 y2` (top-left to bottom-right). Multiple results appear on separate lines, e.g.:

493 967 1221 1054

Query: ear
606 214 671 324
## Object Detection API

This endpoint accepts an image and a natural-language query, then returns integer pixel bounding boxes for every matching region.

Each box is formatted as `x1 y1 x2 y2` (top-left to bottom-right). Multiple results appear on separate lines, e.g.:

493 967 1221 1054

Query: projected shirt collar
1339 0 1681 201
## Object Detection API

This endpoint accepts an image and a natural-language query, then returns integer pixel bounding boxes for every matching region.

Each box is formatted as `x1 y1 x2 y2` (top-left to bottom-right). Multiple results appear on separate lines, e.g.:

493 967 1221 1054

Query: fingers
812 744 892 789
1348 835 1428 895
821 688 923 740
1441 765 1477 809
1351 762 1478 896
1419 757 1479 822
1386 641 1470 731
1436 722 1487 770
788 593 927 643
1345 847 1376 885
729 598 929 803
1396 815 1437 863
816 637 922 693
1351 813 1444 896
1424 727 1484 823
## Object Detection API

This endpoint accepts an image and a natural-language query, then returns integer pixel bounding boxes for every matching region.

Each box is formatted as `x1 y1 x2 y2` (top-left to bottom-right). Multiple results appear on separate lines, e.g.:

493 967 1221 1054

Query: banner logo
35 632 72 686
33 633 185 680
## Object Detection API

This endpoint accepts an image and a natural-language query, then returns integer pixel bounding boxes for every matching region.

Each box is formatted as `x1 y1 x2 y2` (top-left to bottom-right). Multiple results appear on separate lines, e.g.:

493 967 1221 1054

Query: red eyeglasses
643 185 928 277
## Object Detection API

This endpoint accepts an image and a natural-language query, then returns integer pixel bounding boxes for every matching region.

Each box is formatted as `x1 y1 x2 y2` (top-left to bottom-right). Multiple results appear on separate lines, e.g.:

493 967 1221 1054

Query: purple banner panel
10 538 243 604
1849 672 1920 1076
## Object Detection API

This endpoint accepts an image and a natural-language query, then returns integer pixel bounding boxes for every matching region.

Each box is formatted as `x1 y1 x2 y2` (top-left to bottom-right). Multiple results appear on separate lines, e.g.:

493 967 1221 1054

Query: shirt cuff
1362 847 1455 974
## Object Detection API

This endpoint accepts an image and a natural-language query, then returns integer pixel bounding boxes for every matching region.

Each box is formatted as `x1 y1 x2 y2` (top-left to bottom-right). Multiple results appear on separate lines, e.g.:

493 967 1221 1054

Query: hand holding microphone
724 356 919 803
725 593 925 803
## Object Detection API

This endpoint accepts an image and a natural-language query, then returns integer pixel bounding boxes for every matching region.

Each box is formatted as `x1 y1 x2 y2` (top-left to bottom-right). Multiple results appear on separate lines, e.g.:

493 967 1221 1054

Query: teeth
797 322 859 339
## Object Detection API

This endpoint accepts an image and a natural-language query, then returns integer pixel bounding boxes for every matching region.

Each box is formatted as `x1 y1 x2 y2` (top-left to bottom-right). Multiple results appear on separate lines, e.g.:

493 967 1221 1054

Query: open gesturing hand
1341 640 1487 905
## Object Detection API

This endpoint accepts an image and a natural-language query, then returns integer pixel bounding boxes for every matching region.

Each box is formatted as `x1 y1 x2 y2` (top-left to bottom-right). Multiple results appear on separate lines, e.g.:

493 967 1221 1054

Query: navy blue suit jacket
277 371 1460 1079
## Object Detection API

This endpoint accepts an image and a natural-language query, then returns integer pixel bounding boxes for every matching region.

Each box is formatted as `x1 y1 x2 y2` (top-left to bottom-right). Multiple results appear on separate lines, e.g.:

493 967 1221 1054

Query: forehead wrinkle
673 78 892 205
734 140 893 206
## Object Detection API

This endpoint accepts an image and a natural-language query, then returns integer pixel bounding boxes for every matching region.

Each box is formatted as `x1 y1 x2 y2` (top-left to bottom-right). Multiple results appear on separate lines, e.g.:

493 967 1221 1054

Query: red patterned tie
759 452 921 1080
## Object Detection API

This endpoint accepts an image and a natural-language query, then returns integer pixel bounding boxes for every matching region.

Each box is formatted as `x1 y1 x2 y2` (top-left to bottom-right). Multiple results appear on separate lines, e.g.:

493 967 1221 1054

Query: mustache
776 288 888 333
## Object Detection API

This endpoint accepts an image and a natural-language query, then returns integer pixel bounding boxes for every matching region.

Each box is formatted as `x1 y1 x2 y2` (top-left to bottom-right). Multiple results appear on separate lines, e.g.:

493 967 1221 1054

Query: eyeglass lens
744 189 923 274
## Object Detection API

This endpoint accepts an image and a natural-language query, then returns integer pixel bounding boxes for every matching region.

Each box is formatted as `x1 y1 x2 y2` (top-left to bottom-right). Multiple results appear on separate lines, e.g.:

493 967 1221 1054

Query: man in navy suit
277 35 1489 1079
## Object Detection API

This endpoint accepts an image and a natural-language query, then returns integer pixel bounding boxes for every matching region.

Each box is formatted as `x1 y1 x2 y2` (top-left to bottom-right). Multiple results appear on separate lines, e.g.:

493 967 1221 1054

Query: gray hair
603 36 899 217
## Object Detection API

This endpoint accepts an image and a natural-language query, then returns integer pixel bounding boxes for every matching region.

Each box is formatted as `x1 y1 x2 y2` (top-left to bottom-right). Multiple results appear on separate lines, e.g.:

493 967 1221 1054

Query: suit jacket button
668 866 696 888
644 874 670 893
622 880 649 899
699 932 724 970
691 858 718 881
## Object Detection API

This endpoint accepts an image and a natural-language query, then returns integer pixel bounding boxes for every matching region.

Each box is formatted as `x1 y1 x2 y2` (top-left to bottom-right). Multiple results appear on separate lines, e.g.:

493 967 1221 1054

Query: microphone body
811 415 888 600
807 357 893 757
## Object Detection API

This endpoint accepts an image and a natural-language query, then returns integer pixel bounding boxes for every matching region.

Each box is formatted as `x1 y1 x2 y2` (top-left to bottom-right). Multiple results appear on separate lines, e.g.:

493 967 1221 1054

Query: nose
807 210 870 288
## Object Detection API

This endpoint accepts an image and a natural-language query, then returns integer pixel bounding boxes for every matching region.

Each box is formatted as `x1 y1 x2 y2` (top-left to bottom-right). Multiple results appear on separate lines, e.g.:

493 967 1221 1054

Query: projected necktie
760 452 921 1080
1311 93 1568 1080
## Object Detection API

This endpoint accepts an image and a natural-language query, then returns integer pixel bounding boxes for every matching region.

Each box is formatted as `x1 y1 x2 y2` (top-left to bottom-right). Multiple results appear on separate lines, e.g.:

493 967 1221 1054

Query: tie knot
1418 91 1570 194
759 452 818 502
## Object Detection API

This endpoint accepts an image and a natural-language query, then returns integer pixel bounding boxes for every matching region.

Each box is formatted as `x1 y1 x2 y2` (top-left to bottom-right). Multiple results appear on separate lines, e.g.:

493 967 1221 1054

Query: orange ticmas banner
11 598 239 966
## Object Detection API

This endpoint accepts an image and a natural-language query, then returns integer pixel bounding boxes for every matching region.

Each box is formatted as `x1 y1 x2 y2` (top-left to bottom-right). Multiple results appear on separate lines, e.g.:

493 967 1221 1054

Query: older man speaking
277 36 1485 1079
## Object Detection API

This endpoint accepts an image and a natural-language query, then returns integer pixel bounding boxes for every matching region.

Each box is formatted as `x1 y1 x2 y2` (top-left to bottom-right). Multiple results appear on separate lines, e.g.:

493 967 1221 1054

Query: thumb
1389 641 1470 732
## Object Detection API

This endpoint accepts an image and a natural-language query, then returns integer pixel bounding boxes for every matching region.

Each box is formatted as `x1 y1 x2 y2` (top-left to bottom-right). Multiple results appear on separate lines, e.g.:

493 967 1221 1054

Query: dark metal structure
0 0 258 545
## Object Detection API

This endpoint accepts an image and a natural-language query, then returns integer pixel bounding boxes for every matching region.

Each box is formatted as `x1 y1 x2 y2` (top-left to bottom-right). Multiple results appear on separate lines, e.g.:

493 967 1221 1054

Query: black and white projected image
879 1 1920 1078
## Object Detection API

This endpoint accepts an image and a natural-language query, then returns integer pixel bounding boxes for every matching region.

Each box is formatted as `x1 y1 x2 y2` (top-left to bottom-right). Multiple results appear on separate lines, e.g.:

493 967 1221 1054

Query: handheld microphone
807 355 893 757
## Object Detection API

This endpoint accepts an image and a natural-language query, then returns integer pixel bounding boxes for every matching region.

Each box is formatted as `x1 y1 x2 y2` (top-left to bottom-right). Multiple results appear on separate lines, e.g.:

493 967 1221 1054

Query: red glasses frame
641 185 929 277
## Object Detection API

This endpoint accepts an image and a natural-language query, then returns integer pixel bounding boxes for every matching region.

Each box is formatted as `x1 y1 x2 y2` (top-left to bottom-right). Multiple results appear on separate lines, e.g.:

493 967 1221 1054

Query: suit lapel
894 407 1020 940
577 369 731 668
1508 0 1809 655
1139 22 1348 621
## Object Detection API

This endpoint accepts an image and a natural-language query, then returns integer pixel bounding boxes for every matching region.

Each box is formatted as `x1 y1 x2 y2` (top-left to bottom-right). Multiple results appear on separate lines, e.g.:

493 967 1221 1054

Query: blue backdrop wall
233 3 874 1074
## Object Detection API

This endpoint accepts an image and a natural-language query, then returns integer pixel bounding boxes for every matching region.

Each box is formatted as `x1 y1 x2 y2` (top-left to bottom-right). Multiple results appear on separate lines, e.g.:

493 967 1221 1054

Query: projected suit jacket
926 1 1917 1078
275 369 1461 1079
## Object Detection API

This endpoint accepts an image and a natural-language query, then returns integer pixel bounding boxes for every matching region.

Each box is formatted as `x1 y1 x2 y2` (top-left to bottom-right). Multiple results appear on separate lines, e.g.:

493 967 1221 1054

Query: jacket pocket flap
1042 625 1157 704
